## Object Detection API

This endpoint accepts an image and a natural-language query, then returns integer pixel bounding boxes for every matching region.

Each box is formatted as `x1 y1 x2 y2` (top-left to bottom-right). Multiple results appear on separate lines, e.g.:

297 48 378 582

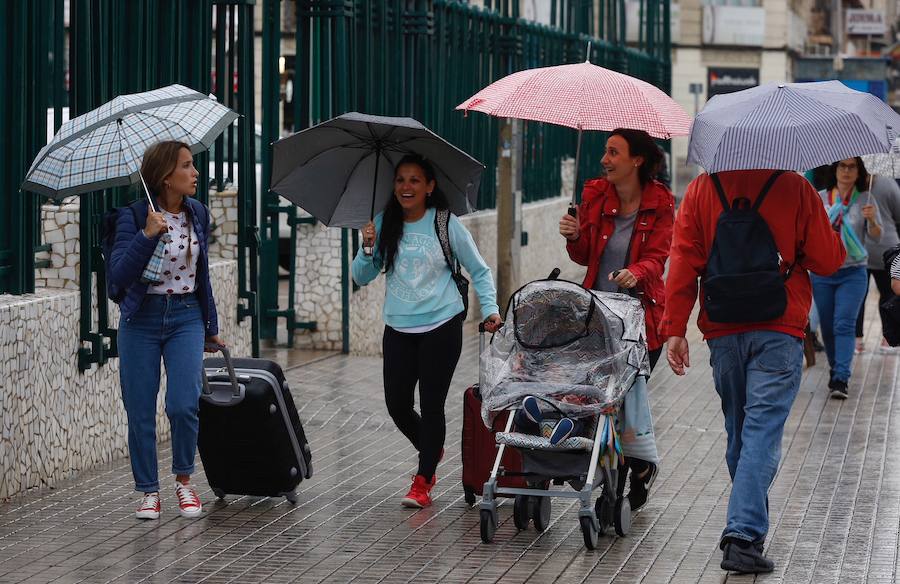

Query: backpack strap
709 173 731 211
751 170 785 212
434 208 460 276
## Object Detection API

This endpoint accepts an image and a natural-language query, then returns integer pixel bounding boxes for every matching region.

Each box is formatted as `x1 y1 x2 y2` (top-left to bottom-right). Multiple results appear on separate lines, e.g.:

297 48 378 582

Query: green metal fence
4 0 259 370
256 0 671 347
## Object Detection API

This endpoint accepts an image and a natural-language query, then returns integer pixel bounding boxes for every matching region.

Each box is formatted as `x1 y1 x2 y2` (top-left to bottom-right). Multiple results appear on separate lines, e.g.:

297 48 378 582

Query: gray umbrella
688 80 900 173
270 112 484 228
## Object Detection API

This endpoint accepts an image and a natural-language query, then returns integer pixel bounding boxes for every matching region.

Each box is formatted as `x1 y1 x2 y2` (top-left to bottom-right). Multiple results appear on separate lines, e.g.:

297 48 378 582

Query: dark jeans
382 314 462 479
856 268 895 338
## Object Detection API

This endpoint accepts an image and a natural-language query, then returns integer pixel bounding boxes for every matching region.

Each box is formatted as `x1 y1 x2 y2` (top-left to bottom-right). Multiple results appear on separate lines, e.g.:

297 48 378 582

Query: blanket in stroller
480 280 649 427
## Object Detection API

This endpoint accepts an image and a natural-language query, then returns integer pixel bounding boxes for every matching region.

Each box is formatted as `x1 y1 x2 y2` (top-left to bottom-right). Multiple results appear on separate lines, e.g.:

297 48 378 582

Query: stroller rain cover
480 280 649 427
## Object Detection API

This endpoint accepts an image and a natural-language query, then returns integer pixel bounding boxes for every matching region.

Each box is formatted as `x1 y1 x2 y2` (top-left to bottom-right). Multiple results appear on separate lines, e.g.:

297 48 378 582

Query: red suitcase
461 324 527 506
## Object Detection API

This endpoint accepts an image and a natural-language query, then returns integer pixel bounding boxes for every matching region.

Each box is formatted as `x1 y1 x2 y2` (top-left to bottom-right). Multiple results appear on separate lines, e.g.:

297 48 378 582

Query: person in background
855 174 900 354
813 158 882 399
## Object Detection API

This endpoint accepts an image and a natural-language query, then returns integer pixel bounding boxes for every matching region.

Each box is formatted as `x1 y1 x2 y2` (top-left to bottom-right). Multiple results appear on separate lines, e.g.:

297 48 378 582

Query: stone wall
0 259 251 500
294 195 581 356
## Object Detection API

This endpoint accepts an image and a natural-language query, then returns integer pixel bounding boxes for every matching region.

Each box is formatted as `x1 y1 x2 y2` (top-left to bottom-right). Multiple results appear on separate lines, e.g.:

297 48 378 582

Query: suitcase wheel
212 488 226 500
284 491 298 504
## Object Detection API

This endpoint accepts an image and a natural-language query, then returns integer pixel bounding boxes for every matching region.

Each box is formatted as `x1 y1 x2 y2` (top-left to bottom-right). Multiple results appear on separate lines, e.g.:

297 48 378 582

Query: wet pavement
1 295 898 583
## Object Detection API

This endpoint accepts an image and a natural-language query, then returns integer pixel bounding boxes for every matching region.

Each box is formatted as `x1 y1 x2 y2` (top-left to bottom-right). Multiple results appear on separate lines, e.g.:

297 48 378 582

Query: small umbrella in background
688 80 900 173
21 84 238 283
456 58 693 208
862 137 900 178
270 112 485 229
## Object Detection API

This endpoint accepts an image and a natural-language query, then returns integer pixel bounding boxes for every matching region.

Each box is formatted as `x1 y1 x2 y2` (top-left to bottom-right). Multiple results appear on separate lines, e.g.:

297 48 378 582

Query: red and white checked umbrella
456 61 692 203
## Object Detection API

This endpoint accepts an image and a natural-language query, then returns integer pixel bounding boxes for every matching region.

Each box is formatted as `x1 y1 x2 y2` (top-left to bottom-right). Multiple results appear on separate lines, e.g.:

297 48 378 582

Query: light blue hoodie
351 208 500 328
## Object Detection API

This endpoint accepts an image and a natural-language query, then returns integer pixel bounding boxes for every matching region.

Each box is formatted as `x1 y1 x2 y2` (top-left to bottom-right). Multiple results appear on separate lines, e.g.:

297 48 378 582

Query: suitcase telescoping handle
202 343 241 398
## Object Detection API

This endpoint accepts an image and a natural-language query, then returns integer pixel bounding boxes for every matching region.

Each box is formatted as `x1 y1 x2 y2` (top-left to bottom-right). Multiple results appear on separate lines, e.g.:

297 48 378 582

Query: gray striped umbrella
862 138 900 178
22 84 238 202
688 81 900 173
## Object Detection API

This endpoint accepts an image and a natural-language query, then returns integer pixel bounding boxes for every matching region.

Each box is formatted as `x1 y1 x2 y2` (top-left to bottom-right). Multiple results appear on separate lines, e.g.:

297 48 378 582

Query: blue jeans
811 266 869 382
708 331 803 545
118 293 205 492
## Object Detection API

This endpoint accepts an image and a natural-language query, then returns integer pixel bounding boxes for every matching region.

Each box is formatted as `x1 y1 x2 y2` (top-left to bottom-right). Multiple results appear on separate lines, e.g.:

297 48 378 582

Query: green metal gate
254 0 671 347
5 0 260 369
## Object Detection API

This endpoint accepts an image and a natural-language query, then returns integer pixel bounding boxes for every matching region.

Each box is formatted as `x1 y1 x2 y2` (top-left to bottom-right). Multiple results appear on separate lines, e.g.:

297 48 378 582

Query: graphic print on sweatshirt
388 232 442 303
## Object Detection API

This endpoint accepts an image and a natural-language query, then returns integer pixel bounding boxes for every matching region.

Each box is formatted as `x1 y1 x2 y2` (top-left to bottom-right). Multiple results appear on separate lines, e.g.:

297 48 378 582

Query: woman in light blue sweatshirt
352 154 502 509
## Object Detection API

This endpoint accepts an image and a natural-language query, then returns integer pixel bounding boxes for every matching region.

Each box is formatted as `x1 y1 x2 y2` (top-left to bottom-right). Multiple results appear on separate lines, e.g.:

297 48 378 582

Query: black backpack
100 203 140 304
434 208 469 320
702 171 792 323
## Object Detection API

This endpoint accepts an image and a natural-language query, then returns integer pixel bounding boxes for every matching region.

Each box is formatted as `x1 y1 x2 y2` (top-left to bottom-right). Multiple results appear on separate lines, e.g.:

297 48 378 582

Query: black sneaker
627 460 658 511
720 538 774 574
830 379 848 400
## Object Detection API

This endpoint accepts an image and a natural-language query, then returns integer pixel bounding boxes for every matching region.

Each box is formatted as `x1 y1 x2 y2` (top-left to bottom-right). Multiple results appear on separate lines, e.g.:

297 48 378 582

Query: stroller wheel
580 515 599 550
464 486 477 507
480 509 497 543
595 494 612 535
614 497 631 536
532 495 552 532
513 495 531 530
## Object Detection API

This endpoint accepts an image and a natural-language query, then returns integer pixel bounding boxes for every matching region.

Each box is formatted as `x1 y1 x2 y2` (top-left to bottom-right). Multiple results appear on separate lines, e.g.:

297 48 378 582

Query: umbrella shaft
370 146 380 221
572 126 583 205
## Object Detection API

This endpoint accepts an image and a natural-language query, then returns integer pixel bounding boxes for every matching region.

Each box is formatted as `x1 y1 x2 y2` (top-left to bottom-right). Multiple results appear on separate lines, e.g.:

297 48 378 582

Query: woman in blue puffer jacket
108 140 223 521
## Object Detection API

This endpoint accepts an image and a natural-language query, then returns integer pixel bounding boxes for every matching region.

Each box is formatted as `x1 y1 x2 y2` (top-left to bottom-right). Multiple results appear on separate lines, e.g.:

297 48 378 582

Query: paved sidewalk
1 299 899 583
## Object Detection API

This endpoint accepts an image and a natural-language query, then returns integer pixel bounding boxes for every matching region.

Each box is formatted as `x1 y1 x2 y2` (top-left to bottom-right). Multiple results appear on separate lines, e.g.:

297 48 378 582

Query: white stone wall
0 259 251 500
35 196 81 289
209 188 239 260
293 195 577 356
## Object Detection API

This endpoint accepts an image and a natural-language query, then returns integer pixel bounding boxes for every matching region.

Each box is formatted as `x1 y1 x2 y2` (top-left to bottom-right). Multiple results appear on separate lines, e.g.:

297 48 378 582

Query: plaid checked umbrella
22 84 237 284
22 84 238 201
456 60 692 205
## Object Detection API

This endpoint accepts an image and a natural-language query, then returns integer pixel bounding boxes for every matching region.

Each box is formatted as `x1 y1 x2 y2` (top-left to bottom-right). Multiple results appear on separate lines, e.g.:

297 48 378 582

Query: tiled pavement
1 298 899 583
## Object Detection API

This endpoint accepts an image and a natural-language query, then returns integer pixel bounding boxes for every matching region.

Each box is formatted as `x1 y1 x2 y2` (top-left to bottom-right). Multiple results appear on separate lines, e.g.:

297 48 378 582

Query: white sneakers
135 483 203 520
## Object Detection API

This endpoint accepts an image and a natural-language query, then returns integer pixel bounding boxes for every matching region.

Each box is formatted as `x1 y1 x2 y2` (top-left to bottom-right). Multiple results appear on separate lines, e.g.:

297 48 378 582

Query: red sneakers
401 475 436 508
175 482 203 518
136 492 161 520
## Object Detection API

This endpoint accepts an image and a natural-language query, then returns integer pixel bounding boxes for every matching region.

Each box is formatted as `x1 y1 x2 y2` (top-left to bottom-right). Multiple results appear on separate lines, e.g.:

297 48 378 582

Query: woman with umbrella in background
813 157 882 399
352 153 502 509
557 127 672 512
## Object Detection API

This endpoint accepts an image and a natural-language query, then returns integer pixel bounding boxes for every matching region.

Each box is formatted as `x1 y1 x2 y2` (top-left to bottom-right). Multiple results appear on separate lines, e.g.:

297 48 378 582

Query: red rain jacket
566 178 675 351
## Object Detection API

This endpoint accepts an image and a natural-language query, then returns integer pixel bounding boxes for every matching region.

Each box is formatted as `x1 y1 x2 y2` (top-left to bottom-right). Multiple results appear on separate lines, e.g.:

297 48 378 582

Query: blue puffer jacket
108 197 219 336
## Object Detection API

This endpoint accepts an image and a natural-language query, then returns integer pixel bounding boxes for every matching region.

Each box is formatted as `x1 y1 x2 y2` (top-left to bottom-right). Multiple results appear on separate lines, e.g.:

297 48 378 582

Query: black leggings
856 269 895 338
383 314 463 479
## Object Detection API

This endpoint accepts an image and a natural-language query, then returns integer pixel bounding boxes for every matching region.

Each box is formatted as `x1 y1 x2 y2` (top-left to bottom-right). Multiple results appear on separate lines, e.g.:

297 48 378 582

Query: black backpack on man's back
702 171 792 323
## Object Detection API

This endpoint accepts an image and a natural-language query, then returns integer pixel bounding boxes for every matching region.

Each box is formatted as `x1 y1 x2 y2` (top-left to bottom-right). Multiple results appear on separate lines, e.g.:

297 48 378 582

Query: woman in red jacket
559 127 674 511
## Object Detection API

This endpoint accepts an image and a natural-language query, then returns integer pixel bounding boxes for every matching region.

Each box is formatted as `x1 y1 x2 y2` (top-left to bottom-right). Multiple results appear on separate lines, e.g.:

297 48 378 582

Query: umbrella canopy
455 61 692 139
688 80 900 173
22 84 238 199
862 138 900 178
270 112 484 229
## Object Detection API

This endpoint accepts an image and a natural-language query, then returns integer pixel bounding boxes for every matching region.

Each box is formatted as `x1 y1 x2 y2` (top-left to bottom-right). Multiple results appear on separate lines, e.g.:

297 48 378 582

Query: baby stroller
478 278 649 549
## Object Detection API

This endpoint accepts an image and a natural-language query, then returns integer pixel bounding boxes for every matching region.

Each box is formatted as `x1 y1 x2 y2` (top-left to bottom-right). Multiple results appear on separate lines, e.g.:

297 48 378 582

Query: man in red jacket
661 169 844 574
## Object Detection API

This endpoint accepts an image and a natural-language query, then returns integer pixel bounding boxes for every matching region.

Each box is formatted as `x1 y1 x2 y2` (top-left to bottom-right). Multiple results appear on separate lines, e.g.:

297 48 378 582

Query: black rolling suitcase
199 346 312 503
